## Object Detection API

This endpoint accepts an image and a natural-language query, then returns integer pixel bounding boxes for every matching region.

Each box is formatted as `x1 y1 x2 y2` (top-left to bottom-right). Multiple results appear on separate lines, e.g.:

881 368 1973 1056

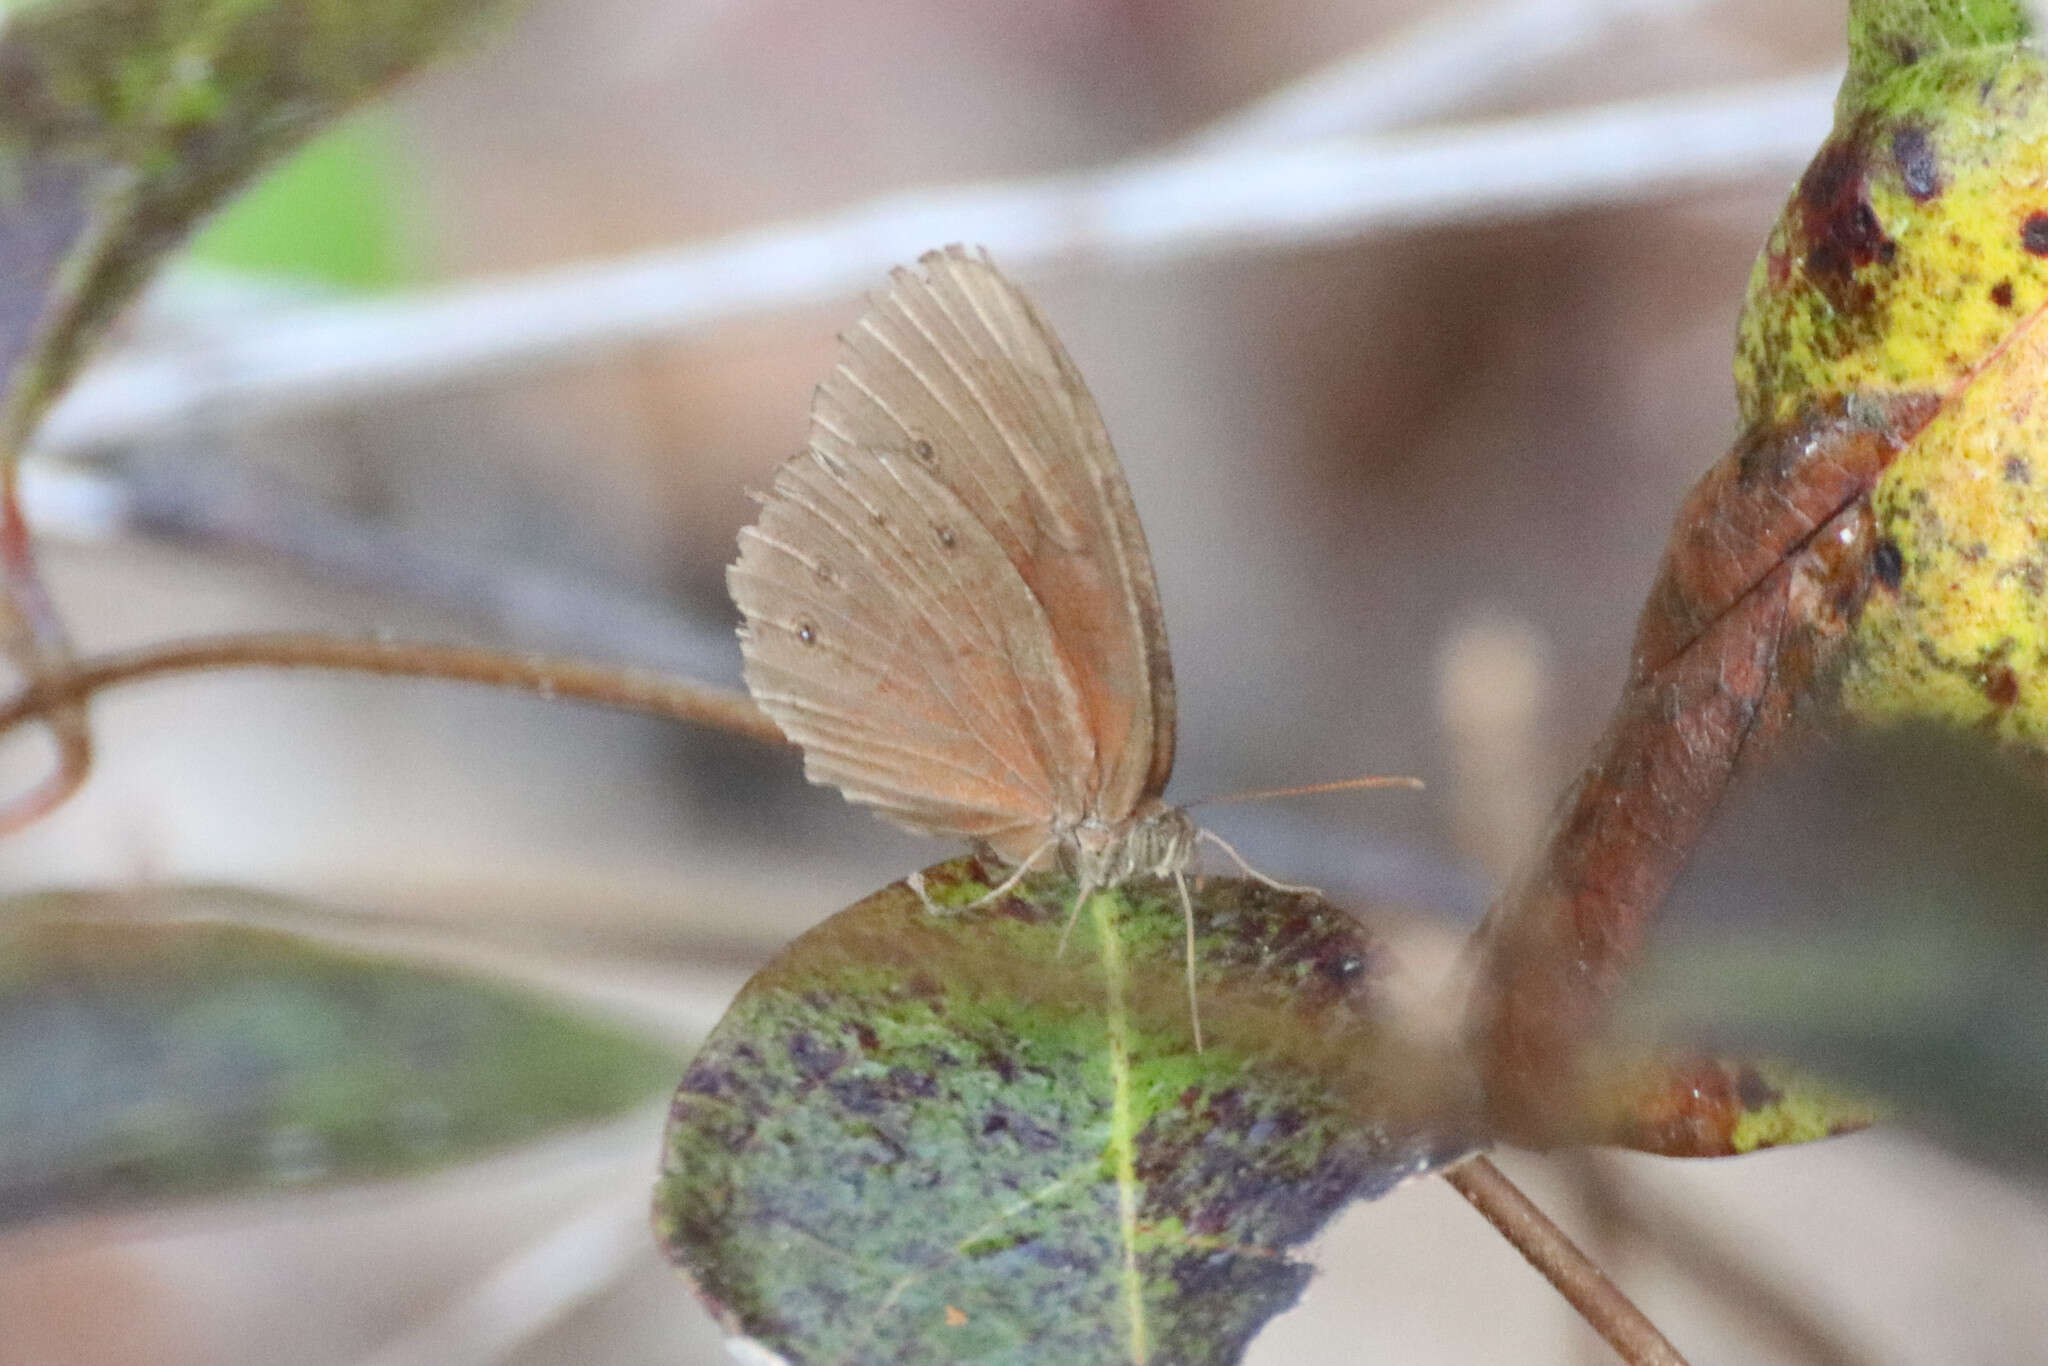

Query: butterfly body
1062 801 1195 889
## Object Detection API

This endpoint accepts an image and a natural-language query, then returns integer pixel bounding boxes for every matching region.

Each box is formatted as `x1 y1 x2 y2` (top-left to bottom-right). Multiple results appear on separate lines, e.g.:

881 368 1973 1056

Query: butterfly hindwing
732 441 1080 852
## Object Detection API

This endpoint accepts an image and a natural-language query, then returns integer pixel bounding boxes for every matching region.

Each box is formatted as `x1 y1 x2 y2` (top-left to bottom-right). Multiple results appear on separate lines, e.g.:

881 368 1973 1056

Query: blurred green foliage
0 889 681 1228
189 112 413 290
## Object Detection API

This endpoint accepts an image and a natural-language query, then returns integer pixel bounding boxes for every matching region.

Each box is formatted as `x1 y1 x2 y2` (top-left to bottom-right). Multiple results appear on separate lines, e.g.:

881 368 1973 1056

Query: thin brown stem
0 459 94 836
0 717 92 836
1443 1155 1689 1366
0 182 156 834
0 630 785 757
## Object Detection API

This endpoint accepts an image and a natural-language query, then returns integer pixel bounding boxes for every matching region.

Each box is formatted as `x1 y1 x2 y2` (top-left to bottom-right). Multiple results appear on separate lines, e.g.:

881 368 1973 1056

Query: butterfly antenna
1173 870 1205 1054
1197 827 1322 897
1185 775 1423 810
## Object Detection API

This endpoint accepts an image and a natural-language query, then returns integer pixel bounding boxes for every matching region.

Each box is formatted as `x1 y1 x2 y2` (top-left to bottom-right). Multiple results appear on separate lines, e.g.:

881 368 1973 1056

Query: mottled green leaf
0 886 678 1228
1726 1 2048 745
1845 0 2031 104
1632 0 2048 1147
0 0 515 451
655 857 1472 1366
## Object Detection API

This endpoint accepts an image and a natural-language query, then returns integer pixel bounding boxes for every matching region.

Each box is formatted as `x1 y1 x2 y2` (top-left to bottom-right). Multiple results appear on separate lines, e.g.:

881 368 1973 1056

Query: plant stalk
1443 1155 1689 1366
0 630 784 796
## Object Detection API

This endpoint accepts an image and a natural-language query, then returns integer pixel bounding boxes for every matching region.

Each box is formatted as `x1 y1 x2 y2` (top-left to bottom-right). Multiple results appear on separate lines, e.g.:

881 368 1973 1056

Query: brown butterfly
730 246 1404 1047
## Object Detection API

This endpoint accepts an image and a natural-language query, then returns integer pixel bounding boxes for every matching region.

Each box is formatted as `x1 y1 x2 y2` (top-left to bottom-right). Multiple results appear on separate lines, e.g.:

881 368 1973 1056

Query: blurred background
3 0 2047 1362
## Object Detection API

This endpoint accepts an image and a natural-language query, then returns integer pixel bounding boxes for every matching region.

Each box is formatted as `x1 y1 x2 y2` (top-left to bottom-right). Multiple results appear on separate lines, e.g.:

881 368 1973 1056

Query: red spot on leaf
1794 138 1895 316
1983 663 2020 708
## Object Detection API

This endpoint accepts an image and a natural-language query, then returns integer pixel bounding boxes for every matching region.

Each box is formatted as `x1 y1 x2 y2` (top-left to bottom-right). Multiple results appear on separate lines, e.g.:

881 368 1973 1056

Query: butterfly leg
911 837 1059 916
1197 827 1322 897
1173 869 1205 1054
906 870 971 916
960 836 1060 910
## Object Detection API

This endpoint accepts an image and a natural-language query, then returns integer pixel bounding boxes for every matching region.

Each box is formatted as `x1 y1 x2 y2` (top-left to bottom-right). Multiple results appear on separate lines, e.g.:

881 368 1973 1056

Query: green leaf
654 857 1471 1366
1846 0 2031 98
0 886 680 1228
0 0 517 453
188 110 412 290
1732 2 2048 752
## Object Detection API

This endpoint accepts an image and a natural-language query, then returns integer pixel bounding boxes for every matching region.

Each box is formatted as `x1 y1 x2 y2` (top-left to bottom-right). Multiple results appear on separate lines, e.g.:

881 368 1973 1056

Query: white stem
1194 0 1713 148
34 74 1835 457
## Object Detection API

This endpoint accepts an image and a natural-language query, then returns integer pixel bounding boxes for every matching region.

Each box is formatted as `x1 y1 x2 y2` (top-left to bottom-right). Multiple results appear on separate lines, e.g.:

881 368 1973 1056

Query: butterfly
730 245 1377 1048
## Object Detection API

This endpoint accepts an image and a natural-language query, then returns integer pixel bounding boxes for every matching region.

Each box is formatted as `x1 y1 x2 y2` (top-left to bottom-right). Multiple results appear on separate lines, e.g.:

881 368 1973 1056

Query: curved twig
0 182 160 834
0 630 785 762
1443 1155 1689 1366
1570 1153 1871 1366
0 715 92 835
0 464 94 835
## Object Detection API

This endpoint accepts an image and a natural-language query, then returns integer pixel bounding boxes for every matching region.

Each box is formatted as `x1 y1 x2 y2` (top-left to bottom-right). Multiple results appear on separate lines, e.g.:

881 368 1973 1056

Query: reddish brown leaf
1468 395 1936 1142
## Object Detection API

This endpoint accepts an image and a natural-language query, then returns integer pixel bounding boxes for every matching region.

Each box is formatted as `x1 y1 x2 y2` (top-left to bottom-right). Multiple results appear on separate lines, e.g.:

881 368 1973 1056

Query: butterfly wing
818 247 1176 817
732 443 1088 853
730 246 1177 854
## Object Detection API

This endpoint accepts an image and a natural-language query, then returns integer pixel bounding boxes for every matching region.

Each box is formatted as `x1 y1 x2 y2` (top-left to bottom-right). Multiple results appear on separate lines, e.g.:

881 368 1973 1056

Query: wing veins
836 323 1039 554
776 462 1055 804
868 451 1089 815
916 261 1095 552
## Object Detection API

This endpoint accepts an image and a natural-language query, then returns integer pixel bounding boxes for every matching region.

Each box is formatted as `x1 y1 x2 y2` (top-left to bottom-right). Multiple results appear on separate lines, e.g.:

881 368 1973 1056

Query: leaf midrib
1089 888 1149 1366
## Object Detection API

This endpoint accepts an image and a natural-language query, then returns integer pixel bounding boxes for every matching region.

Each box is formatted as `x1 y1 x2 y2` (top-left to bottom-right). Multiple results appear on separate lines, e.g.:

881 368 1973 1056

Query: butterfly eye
796 623 818 645
912 438 936 463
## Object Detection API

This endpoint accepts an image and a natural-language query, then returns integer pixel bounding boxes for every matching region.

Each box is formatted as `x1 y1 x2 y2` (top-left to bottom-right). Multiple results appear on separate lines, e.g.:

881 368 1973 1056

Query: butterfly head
1068 802 1195 888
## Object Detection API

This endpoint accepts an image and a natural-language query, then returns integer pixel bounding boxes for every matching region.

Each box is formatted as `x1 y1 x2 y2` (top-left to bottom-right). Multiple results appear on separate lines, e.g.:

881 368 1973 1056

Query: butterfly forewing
785 246 1176 834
